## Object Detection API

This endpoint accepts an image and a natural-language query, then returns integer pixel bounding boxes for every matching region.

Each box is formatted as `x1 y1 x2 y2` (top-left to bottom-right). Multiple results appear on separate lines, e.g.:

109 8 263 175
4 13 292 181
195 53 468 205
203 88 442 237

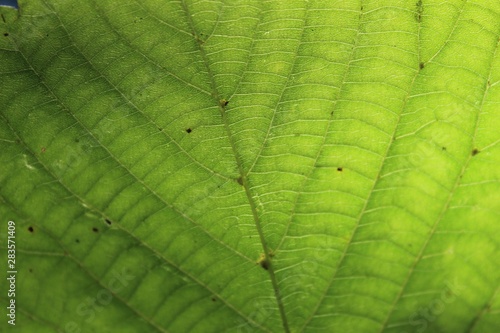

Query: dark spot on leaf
471 148 480 156
41 147 46 153
105 219 112 225
158 127 163 131
211 297 216 302
360 6 363 10
29 268 33 273
442 147 446 151
337 167 343 172
75 239 80 243
415 0 423 22
419 62 425 69
257 253 270 270
28 226 34 233
186 128 192 134
75 138 80 143
330 111 334 116
3 33 8 37
237 176 243 185
220 99 229 107
92 227 99 233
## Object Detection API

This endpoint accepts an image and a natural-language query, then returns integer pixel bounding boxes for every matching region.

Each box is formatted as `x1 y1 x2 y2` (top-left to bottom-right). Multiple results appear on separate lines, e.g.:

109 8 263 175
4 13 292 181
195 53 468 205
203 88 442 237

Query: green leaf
1 0 500 332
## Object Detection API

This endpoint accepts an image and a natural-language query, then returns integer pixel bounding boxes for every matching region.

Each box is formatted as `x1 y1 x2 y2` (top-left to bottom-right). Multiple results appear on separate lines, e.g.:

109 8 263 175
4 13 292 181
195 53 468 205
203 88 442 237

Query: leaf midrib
179 0 290 332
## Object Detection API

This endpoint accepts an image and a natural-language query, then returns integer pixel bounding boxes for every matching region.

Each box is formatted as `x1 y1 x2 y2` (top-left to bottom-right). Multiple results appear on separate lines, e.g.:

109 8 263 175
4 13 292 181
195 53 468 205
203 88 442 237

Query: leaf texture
1 1 500 332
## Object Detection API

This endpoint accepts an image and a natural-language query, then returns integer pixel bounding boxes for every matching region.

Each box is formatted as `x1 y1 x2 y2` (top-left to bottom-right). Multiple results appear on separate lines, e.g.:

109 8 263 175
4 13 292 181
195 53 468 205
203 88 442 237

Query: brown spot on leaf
472 148 480 156
257 253 270 270
28 226 34 233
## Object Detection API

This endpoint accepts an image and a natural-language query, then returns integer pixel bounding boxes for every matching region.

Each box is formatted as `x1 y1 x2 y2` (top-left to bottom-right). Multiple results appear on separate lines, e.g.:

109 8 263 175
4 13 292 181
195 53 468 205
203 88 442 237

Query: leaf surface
1 1 500 332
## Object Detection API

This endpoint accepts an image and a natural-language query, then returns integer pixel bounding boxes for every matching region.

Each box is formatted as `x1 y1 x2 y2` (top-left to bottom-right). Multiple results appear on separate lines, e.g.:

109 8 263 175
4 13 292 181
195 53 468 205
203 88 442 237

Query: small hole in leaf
337 167 343 172
28 226 34 233
3 33 8 37
92 227 99 233
186 128 192 134
105 219 112 225
471 148 480 156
